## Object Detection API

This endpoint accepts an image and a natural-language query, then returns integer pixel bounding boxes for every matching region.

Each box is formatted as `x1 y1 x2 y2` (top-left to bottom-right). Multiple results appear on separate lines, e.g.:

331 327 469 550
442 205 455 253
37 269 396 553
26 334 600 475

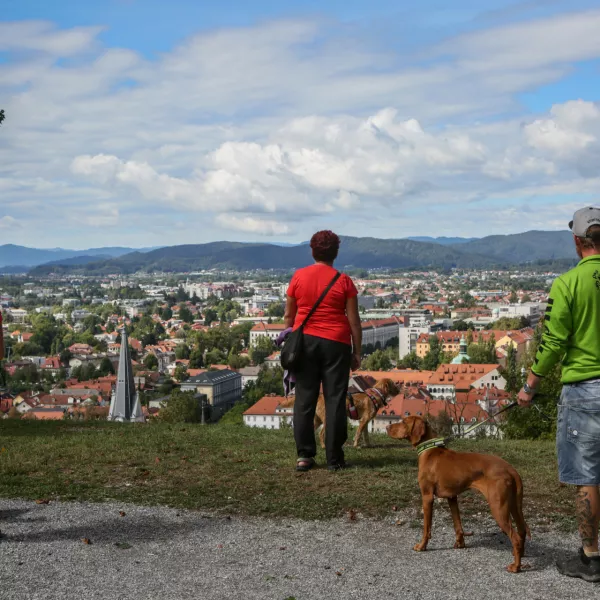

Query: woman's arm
346 296 362 370
284 296 298 329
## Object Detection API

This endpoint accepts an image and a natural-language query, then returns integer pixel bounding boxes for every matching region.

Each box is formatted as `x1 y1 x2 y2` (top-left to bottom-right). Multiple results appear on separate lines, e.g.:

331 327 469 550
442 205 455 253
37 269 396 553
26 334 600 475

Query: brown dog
280 378 399 448
387 416 529 573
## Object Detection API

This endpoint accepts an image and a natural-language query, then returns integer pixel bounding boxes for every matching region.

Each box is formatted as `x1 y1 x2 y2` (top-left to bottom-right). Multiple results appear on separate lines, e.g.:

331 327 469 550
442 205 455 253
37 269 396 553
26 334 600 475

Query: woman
284 230 362 472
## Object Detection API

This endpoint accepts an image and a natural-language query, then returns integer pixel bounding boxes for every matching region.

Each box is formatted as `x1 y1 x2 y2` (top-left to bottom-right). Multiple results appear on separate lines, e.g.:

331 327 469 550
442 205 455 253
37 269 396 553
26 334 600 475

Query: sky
2 0 600 249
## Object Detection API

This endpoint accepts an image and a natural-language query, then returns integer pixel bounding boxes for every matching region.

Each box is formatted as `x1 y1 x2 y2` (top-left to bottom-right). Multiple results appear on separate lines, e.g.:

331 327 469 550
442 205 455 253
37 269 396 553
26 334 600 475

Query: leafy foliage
158 391 202 423
250 336 274 365
361 349 392 371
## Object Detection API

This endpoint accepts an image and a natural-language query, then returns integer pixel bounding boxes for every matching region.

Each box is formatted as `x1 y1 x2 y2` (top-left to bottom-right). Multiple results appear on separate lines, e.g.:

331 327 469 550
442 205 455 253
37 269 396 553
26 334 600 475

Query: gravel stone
0 499 595 599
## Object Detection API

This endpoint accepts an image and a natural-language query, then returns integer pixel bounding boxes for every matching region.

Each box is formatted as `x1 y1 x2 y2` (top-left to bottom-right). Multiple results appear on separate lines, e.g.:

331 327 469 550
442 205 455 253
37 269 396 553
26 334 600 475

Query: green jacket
533 255 600 383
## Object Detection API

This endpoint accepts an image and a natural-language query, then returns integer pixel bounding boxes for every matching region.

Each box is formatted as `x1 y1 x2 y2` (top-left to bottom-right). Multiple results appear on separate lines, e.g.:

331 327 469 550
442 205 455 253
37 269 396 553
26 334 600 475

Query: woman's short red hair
310 230 340 263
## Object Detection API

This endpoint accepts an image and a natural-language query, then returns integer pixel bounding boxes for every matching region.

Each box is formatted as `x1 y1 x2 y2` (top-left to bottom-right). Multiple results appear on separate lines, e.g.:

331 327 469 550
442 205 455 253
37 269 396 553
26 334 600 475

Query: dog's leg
414 490 434 552
448 497 465 549
353 420 368 448
488 488 524 573
363 426 372 448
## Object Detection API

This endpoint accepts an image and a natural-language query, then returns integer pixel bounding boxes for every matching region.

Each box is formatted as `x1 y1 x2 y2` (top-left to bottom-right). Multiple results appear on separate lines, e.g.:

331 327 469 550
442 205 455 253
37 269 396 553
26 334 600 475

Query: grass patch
0 420 576 524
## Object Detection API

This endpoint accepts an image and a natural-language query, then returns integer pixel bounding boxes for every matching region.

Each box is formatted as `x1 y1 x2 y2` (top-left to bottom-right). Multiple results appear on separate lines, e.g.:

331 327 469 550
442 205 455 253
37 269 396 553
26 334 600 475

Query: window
404 411 410 416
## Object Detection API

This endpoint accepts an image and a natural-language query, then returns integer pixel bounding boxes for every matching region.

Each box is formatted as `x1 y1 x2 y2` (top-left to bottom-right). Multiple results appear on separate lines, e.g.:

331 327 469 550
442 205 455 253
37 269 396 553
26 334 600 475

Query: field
0 420 575 527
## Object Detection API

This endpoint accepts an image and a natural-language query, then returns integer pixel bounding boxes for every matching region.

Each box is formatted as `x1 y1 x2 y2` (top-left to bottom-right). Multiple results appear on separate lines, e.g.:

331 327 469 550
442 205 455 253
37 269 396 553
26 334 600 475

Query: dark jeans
293 334 351 466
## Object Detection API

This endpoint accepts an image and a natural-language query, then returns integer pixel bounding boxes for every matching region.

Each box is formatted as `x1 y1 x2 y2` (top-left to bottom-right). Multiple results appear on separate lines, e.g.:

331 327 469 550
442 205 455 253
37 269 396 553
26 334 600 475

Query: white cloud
3 10 600 246
215 215 292 236
0 216 22 230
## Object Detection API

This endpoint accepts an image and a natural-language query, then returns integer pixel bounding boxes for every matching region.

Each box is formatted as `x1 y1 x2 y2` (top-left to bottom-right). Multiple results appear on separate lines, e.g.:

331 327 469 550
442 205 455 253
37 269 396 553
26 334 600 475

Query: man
518 206 600 583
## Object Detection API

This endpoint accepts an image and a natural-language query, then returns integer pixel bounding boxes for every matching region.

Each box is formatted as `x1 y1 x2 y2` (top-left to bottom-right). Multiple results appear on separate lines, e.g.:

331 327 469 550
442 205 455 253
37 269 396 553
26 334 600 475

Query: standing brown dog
387 416 529 573
280 378 399 448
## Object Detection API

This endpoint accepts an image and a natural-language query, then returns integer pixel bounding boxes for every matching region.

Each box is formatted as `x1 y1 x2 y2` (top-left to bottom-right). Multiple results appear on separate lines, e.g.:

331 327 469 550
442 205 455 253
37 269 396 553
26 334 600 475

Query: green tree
256 364 284 396
143 353 159 371
204 309 218 326
161 306 173 321
174 364 189 382
509 290 519 304
175 344 191 360
361 349 392 371
189 348 204 369
228 350 250 370
179 306 194 324
266 303 285 318
159 391 201 423
502 344 520 394
205 348 225 365
422 336 443 371
98 357 115 376
250 336 274 365
397 351 422 370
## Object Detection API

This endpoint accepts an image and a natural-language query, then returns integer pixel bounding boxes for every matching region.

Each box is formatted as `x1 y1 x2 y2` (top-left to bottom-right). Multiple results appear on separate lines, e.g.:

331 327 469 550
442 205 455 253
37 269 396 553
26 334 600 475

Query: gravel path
0 499 596 600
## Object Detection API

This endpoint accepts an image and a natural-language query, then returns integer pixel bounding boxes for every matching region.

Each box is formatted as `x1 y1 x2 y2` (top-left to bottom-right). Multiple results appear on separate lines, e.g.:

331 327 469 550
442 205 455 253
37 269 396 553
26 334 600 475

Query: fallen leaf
119 511 126 517
392 505 399 512
279 547 286 551
35 499 50 505
395 519 405 526
155 457 161 464
347 509 357 521
216 544 223 549
336 571 343 577
115 542 132 550
82 538 92 545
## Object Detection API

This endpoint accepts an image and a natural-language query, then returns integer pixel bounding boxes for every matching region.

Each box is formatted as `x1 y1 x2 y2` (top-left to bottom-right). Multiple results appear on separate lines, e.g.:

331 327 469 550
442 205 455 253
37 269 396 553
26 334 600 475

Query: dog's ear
408 417 427 446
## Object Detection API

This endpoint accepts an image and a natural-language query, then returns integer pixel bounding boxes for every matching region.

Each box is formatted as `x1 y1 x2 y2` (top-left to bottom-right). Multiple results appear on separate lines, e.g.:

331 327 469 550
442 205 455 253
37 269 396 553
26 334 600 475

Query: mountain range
0 245 159 270
23 230 578 275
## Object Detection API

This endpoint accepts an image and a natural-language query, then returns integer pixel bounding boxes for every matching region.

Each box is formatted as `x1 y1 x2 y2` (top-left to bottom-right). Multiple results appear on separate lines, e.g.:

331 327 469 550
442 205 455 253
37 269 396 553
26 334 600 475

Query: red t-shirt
287 264 358 346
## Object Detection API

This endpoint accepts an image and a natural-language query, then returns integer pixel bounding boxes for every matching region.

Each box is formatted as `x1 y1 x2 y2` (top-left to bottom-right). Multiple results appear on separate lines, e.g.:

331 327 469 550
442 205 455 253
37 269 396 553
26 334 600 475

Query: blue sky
1 0 600 248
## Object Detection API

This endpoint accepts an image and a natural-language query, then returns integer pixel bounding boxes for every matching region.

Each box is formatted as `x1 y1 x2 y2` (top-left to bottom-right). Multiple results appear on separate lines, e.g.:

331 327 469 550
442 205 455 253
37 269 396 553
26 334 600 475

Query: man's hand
517 388 535 407
350 353 361 372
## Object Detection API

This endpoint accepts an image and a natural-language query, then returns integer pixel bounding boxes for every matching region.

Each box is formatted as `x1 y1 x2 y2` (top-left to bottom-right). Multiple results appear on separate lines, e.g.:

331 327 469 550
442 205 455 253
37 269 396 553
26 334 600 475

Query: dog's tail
512 473 531 540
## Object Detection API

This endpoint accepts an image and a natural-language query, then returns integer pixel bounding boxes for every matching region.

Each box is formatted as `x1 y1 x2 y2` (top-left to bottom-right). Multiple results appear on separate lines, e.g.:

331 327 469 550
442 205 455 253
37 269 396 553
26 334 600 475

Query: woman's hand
351 352 361 372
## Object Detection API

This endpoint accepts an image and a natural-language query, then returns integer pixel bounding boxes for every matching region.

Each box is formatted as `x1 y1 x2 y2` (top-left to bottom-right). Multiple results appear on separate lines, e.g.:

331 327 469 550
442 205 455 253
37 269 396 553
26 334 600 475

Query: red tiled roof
243 396 289 415
251 323 287 332
428 364 499 387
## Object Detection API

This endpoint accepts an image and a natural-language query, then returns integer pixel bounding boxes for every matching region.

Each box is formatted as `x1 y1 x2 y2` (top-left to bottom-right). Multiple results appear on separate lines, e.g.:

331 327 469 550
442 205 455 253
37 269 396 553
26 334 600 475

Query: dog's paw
413 543 427 552
453 540 466 549
506 564 521 574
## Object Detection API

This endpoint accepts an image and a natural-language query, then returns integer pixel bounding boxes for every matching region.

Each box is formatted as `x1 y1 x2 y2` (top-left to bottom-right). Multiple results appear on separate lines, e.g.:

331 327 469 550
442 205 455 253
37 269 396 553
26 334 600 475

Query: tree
179 306 194 324
502 344 520 394
509 290 518 304
173 364 189 382
427 411 454 437
521 294 532 303
189 348 204 369
451 320 469 331
256 365 284 396
228 350 250 370
397 351 422 370
159 391 201 423
361 349 392 371
98 357 115 376
161 307 173 321
175 344 191 360
0 109 5 127
250 336 274 365
143 353 159 371
59 349 73 366
204 309 218 326
266 303 285 318
205 348 225 365
422 336 443 371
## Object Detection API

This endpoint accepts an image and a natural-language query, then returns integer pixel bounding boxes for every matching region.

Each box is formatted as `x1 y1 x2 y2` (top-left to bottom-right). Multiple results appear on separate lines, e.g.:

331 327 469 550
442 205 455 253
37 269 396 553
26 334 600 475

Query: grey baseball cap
569 206 600 237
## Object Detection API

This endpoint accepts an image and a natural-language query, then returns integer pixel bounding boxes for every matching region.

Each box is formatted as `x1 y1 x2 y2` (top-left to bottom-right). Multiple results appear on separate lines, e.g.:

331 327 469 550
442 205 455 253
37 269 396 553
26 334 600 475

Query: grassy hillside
0 420 574 525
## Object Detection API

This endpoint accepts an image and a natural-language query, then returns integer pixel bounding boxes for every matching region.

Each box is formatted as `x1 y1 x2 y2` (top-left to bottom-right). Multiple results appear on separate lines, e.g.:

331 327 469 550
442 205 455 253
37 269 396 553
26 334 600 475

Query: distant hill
0 244 160 268
25 230 578 275
31 237 498 275
458 230 576 262
406 236 478 245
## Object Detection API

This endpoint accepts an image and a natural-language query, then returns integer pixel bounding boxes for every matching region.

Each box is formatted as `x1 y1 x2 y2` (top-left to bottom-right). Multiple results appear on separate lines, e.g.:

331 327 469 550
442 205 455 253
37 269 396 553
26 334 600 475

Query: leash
416 401 519 456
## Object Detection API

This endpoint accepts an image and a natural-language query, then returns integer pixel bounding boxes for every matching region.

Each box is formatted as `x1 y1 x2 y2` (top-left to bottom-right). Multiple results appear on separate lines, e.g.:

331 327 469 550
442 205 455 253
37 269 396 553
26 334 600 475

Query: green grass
0 420 576 524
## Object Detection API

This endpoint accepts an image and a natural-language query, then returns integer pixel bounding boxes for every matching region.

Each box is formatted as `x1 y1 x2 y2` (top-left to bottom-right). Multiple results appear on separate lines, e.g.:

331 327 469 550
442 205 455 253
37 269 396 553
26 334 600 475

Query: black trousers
293 334 351 466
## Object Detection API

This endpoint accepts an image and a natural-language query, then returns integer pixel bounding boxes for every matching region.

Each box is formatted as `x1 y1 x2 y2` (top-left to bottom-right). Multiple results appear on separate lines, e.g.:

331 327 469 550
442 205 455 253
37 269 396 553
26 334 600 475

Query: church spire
108 328 145 422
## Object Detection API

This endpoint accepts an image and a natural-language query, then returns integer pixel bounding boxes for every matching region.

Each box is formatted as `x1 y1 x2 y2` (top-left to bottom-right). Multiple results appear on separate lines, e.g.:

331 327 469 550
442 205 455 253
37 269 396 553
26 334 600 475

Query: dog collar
415 437 447 456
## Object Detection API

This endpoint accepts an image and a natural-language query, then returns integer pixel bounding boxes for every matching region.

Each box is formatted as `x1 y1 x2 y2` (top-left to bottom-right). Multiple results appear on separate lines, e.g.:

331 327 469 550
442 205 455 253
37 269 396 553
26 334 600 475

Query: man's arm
518 278 572 405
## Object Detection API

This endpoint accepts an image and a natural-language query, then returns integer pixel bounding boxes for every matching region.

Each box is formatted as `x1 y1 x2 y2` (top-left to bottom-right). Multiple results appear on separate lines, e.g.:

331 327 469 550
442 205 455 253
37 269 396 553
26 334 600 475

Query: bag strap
300 272 341 329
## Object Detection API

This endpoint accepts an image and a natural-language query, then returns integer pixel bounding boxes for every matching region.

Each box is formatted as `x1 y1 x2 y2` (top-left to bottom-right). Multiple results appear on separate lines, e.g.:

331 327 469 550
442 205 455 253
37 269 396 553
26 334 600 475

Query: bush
158 391 202 423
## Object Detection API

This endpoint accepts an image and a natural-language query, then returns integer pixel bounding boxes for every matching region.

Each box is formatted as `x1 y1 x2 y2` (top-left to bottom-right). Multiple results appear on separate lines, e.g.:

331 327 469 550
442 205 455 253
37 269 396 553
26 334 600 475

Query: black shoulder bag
280 272 341 371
